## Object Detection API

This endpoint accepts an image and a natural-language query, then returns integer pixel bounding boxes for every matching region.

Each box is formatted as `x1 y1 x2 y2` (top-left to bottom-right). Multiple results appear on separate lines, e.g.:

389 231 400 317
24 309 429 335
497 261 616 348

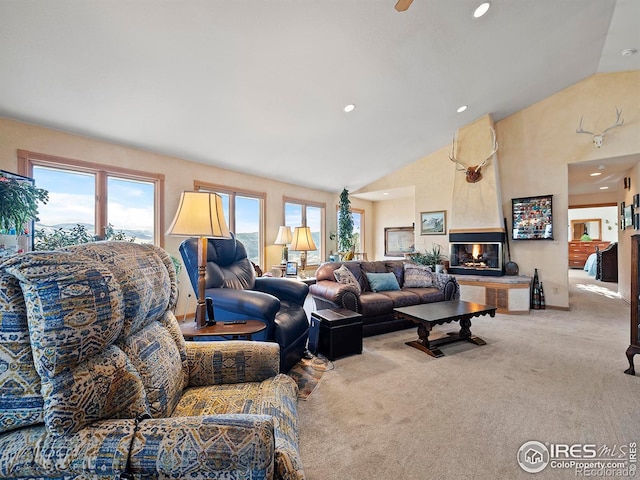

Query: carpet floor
298 270 639 479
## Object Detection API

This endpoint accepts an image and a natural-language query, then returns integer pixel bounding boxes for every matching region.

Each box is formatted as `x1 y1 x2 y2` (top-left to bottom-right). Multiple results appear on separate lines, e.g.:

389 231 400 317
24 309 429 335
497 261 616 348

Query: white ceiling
0 0 638 195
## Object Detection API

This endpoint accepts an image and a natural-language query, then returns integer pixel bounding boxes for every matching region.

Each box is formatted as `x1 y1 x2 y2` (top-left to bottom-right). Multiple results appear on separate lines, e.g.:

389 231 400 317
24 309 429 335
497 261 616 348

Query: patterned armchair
0 241 304 479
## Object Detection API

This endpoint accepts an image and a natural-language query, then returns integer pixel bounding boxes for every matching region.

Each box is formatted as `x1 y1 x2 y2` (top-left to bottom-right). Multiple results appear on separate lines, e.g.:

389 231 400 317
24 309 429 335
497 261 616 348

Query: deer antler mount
449 126 498 184
576 107 624 148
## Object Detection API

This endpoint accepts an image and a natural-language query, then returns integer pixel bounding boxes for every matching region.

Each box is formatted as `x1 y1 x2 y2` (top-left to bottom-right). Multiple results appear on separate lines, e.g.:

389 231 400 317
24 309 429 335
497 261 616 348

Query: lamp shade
166 191 231 238
290 226 317 251
274 226 292 245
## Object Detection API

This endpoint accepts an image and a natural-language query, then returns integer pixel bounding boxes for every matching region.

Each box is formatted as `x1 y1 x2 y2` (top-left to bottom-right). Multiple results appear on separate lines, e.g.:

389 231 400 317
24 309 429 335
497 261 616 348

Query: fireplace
448 232 505 276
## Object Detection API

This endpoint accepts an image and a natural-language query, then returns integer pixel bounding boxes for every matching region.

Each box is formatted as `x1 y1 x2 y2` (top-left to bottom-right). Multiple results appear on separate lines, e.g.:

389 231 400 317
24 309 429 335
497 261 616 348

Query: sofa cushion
333 264 361 294
378 289 421 308
358 292 394 318
403 263 434 288
0 268 43 434
4 251 149 435
402 287 446 303
365 272 400 293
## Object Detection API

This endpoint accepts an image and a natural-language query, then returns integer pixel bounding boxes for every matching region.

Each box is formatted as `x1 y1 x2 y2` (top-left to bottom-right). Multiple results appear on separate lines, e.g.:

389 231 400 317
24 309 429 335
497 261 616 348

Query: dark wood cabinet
625 234 640 375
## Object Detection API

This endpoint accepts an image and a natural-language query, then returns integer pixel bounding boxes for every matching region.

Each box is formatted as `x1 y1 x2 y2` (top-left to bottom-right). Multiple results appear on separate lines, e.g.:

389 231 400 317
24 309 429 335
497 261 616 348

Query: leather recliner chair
179 235 310 372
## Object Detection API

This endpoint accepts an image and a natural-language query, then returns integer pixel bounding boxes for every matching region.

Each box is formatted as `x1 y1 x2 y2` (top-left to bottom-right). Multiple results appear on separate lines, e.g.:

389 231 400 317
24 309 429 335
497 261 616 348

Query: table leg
406 322 444 358
625 345 639 375
459 315 486 346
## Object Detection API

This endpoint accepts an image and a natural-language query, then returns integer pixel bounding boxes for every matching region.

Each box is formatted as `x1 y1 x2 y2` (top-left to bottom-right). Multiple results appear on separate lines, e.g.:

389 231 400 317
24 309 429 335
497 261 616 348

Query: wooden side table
180 320 266 341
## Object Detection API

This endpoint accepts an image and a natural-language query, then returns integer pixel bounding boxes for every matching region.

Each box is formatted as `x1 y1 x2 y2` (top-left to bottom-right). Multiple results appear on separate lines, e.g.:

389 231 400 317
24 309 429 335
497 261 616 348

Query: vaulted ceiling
0 1 638 194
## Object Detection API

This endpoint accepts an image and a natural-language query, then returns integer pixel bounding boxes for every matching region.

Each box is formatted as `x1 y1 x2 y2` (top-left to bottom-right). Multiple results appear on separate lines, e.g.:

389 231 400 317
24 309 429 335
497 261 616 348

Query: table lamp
274 226 292 264
167 191 231 329
290 226 317 276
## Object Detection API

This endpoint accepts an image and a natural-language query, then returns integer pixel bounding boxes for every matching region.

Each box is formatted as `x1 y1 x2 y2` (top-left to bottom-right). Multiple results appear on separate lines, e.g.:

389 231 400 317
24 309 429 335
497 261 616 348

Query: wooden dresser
568 241 610 268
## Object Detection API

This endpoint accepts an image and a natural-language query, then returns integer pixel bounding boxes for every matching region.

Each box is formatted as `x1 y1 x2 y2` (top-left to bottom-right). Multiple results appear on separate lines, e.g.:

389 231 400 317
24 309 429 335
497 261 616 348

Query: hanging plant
0 173 48 235
338 188 354 253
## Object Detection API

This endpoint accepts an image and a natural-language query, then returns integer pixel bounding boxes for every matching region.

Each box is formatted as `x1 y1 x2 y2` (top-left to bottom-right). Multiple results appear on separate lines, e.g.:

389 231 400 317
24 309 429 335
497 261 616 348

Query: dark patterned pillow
403 263 434 288
333 265 361 294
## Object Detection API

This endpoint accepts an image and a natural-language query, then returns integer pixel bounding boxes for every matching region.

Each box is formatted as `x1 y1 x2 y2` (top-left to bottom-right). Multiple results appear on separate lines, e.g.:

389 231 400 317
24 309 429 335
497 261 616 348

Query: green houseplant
0 172 48 235
408 243 447 272
338 188 354 259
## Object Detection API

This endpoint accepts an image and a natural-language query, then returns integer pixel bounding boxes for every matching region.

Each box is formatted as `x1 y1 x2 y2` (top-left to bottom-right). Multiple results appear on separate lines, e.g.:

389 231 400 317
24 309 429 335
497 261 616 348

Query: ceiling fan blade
395 0 414 12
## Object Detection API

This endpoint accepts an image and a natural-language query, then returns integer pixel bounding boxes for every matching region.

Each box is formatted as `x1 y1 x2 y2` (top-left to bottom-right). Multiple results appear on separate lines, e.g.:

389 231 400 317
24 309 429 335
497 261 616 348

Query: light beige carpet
298 270 638 479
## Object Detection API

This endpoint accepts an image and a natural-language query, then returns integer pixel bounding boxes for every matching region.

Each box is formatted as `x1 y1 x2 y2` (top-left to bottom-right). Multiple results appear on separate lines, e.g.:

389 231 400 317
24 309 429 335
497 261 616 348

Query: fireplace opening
448 232 505 276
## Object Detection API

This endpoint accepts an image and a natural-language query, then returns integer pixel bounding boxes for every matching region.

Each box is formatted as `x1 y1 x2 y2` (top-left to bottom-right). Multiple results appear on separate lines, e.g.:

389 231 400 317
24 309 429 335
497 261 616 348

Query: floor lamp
167 191 231 329
290 226 317 278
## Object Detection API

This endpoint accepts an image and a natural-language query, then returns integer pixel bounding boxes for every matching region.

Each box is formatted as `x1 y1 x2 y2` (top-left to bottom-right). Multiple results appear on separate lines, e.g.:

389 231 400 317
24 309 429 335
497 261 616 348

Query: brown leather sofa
310 260 460 336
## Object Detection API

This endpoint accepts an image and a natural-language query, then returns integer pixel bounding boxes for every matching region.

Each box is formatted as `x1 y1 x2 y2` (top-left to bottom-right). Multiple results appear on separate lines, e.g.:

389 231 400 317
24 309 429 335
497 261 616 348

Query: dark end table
180 320 266 341
394 300 496 358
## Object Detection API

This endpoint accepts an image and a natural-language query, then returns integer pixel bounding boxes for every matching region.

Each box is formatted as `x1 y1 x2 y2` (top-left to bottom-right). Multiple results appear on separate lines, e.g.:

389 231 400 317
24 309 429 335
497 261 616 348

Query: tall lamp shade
289 226 317 273
274 226 292 264
167 191 231 329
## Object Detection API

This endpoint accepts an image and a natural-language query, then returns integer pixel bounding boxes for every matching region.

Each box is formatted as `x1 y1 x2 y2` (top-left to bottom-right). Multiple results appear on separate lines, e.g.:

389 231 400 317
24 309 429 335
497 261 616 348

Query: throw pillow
333 264 361 294
365 272 400 293
403 263 434 288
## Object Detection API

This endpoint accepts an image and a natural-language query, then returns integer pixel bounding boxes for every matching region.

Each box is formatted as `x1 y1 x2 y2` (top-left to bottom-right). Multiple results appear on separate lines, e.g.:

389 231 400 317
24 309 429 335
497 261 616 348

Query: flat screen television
512 194 553 240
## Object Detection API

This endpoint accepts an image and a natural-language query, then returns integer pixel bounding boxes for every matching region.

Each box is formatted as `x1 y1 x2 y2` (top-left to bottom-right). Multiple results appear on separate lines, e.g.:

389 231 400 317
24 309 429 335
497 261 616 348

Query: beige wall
0 117 374 315
359 71 640 308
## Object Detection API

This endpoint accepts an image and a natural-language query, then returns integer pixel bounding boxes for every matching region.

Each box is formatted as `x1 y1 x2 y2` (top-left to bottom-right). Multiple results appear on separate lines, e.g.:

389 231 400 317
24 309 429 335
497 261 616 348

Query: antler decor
576 107 624 148
449 126 498 183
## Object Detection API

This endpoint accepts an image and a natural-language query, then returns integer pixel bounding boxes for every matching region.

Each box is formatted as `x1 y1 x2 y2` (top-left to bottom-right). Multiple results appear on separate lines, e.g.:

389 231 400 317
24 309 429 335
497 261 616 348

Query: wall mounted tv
512 194 553 240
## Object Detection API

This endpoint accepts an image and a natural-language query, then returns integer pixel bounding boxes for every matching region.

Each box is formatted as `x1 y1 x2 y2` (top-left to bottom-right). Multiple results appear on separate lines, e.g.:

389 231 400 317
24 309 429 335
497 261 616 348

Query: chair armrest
431 273 460 300
204 288 280 322
254 277 309 306
186 340 280 386
132 415 275 478
309 280 361 312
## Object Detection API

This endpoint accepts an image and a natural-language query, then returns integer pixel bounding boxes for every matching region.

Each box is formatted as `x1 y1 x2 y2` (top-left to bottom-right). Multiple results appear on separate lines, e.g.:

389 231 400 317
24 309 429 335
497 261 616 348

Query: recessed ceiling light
599 186 609 190
383 192 389 196
473 2 491 18
590 172 602 177
621 48 638 56
344 104 355 113
457 105 468 113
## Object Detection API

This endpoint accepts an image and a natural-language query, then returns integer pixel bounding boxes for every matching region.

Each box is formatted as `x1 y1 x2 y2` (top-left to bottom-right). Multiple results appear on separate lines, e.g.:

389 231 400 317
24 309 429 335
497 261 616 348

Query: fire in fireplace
448 232 505 276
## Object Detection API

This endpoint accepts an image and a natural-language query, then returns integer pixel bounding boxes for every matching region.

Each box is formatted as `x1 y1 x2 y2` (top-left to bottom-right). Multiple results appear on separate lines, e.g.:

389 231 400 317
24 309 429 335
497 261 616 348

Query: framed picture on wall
384 226 415 257
420 211 446 235
511 194 553 240
634 194 640 209
624 204 634 230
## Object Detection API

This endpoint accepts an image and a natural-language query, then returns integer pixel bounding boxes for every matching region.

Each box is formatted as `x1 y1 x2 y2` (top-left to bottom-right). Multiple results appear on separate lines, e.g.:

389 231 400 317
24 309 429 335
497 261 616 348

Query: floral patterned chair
0 241 304 479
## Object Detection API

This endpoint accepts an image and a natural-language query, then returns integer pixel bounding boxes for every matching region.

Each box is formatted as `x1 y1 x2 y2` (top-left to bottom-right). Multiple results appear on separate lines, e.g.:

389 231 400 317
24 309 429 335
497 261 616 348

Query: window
196 182 264 267
284 198 325 266
336 207 364 254
18 150 164 245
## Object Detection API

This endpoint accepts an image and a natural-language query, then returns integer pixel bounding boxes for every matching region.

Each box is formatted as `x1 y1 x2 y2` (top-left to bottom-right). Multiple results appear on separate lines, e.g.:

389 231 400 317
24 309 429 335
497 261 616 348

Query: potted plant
0 172 48 255
407 243 447 273
338 188 355 259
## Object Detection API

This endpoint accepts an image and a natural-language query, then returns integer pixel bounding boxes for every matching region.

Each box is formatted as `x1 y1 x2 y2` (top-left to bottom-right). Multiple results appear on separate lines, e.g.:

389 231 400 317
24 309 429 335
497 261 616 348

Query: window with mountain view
196 183 264 266
284 199 324 266
19 151 163 246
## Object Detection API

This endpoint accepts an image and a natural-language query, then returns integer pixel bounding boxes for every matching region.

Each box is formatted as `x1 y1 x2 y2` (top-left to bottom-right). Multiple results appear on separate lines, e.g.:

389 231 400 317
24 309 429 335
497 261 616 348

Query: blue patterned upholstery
0 241 304 479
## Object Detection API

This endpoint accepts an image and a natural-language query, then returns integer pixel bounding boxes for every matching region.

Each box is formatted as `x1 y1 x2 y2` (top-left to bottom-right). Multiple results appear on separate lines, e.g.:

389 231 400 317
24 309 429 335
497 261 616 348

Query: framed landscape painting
420 211 446 235
384 226 415 257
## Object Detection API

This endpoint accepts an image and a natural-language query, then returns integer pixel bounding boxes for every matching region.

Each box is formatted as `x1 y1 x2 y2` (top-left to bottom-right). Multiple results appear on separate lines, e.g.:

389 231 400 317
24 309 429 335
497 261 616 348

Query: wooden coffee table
180 320 266 341
394 300 496 358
